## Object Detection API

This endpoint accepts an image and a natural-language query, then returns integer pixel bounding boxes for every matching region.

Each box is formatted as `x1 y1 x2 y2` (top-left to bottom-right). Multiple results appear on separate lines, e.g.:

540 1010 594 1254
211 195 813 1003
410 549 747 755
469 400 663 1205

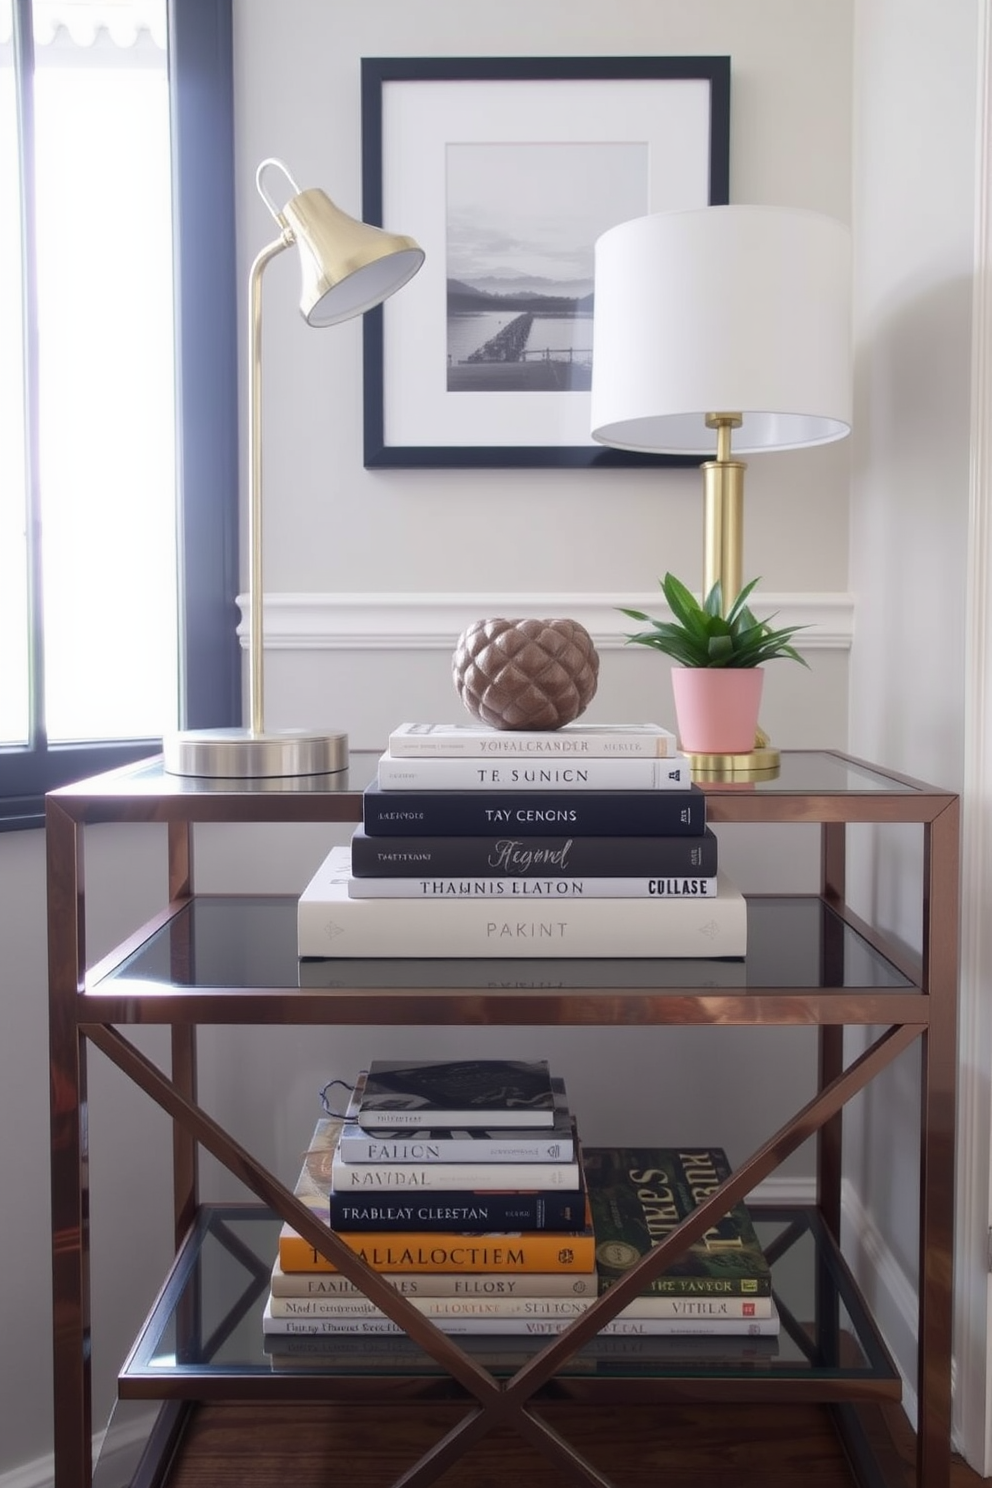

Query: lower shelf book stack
297 718 748 962
264 1060 599 1360
263 1060 779 1372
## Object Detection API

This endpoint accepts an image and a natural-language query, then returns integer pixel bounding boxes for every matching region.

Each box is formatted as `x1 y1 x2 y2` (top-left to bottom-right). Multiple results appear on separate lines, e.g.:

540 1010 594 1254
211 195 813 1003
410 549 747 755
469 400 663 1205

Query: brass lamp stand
589 205 853 784
164 160 423 779
693 413 781 781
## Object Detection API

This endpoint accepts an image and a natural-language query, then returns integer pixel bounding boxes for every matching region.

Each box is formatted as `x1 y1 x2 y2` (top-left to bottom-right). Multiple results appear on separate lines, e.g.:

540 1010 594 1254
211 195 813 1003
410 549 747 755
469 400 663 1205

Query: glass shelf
118 1204 900 1398
699 751 920 795
102 895 912 994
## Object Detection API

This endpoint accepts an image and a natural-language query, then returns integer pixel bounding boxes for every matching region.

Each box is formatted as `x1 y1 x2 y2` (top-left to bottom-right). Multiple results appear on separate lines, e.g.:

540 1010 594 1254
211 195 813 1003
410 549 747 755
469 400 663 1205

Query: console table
46 749 959 1488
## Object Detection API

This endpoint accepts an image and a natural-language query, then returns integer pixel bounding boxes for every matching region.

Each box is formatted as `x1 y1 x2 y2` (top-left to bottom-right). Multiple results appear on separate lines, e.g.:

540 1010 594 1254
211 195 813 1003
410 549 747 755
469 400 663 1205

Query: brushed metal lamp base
685 742 781 782
163 727 349 779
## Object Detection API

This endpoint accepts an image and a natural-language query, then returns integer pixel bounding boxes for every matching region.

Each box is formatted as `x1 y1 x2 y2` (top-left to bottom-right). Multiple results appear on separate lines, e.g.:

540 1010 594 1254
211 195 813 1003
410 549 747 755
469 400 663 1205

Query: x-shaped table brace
85 1018 923 1488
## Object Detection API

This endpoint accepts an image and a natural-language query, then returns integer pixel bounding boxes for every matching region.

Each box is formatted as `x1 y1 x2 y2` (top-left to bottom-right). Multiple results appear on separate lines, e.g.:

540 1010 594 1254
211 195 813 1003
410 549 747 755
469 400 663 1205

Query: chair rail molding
235 591 855 653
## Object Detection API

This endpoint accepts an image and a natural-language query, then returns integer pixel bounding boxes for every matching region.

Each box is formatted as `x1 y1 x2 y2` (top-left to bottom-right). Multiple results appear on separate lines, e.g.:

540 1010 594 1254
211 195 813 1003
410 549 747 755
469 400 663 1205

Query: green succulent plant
618 573 809 669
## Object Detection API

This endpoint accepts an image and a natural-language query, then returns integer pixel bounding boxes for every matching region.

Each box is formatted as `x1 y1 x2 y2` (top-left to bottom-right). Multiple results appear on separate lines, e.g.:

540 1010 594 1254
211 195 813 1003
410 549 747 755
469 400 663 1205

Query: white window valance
1 2 166 50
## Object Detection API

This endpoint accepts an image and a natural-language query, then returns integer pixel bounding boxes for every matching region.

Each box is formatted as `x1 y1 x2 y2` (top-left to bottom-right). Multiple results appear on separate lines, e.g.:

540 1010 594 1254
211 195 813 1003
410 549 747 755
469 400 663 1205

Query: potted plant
618 573 808 753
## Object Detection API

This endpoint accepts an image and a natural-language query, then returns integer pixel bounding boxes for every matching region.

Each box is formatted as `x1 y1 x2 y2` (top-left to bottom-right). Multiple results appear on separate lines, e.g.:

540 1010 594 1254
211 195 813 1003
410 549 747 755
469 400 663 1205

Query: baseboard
752 1175 921 1430
748 1173 815 1206
840 1178 922 1431
0 1459 51 1488
1 1407 160 1488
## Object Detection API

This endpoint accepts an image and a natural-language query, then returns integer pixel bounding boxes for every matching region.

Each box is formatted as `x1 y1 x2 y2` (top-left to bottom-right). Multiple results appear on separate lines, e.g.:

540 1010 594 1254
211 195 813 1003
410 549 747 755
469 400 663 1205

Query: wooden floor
164 1401 991 1488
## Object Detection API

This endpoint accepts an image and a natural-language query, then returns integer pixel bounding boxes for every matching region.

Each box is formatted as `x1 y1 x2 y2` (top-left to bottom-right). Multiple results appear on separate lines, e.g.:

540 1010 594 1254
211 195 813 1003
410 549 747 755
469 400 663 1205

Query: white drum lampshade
591 204 852 455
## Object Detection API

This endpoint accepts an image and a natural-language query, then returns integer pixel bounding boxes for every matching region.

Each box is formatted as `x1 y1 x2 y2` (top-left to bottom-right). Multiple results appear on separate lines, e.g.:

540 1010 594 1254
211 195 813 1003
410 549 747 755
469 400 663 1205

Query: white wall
221 0 856 1240
0 826 176 1479
236 0 852 628
0 1 857 1479
847 0 980 1453
850 0 975 800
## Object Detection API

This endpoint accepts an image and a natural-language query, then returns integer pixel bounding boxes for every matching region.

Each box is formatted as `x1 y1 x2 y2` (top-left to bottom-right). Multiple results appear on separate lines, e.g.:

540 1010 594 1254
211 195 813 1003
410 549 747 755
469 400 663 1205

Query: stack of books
297 719 748 959
263 1059 779 1360
263 1058 601 1347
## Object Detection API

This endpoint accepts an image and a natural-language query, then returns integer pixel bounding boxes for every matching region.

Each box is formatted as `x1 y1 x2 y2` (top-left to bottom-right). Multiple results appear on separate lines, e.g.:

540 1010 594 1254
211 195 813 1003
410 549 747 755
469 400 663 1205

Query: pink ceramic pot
670 667 764 754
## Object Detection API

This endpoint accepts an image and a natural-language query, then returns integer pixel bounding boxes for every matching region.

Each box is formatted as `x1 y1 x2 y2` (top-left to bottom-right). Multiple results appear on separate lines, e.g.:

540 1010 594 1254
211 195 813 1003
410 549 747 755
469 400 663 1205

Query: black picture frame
361 55 730 470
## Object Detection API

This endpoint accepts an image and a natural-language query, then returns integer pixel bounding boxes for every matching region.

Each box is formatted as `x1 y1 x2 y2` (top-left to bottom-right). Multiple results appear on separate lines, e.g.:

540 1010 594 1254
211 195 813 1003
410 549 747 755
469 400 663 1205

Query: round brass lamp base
163 728 349 779
686 744 781 782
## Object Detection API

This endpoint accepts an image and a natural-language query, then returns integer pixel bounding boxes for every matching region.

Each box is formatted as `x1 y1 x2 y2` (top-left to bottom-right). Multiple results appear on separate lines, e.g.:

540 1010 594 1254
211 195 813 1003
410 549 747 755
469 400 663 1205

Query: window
0 0 239 828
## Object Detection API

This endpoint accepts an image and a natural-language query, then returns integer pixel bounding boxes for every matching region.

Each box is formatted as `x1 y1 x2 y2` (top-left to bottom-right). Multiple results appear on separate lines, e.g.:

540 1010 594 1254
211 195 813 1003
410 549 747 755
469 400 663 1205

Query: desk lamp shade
281 185 424 327
163 160 424 779
590 204 852 455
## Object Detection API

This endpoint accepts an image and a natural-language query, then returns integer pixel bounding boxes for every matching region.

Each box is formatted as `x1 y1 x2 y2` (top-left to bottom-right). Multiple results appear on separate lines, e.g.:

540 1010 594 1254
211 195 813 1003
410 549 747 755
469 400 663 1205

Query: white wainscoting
236 591 855 653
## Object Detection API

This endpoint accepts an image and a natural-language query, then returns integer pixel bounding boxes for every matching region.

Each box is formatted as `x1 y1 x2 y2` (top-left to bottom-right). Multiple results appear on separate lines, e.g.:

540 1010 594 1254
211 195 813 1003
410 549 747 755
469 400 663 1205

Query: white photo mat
362 59 730 468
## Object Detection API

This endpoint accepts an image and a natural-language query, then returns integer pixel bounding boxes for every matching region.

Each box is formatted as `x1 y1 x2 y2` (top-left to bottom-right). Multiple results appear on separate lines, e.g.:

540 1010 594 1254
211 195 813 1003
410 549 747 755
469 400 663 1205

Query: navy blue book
350 826 718 877
362 783 706 838
327 1186 587 1233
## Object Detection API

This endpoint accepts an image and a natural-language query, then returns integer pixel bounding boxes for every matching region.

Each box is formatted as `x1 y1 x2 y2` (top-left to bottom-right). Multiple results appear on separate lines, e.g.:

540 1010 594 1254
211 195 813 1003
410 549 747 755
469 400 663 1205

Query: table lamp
164 159 424 778
590 204 852 777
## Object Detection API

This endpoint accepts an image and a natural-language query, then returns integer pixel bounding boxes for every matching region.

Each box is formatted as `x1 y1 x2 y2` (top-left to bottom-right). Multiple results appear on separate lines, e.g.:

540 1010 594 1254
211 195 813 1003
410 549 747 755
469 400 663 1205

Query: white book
388 721 677 759
376 751 693 792
261 1298 780 1337
298 846 747 960
269 1260 597 1299
267 1293 596 1320
594 1294 774 1321
331 1148 581 1191
347 875 718 900
266 1289 772 1320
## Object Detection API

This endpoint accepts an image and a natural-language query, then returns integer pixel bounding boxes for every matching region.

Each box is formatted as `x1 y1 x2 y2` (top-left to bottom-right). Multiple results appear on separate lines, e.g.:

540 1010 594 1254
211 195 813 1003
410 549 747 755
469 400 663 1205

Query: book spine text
262 1312 778 1337
361 787 706 838
269 1269 596 1298
347 875 718 900
277 1228 596 1274
337 1128 576 1163
377 756 692 792
327 1188 586 1232
387 724 676 758
349 829 719 879
330 1157 581 1189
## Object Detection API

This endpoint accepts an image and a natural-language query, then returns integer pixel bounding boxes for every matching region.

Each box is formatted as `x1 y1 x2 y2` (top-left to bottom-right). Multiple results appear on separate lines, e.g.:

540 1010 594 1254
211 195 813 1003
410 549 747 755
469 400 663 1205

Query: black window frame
0 0 240 830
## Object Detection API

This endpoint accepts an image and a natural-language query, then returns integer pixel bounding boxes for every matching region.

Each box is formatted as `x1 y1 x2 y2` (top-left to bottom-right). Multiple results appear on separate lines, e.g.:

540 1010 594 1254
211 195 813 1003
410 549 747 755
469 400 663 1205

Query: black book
362 783 706 838
328 1186 587 1233
338 1074 575 1162
356 1058 556 1130
350 826 719 878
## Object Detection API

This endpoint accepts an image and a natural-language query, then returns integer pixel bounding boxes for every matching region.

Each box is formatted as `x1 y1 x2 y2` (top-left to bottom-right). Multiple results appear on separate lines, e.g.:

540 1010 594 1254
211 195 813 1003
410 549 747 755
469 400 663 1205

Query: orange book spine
278 1219 595 1275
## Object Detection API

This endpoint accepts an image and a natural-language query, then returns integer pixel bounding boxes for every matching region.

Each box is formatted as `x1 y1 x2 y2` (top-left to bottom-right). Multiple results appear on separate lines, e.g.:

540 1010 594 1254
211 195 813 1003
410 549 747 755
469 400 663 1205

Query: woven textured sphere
452 617 600 731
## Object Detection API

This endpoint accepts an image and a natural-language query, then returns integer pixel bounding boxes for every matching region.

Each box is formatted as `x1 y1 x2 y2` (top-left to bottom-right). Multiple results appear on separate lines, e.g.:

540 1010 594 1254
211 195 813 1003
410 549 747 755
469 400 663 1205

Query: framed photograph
361 56 730 470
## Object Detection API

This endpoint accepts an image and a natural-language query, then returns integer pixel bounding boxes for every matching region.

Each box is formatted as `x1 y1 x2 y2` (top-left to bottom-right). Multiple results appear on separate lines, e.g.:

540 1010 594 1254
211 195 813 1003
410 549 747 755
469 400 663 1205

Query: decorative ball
452 617 600 731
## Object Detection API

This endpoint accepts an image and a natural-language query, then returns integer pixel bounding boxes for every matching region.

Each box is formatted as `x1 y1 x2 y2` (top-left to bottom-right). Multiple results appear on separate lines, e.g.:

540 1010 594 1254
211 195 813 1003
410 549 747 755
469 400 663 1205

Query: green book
583 1147 772 1298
